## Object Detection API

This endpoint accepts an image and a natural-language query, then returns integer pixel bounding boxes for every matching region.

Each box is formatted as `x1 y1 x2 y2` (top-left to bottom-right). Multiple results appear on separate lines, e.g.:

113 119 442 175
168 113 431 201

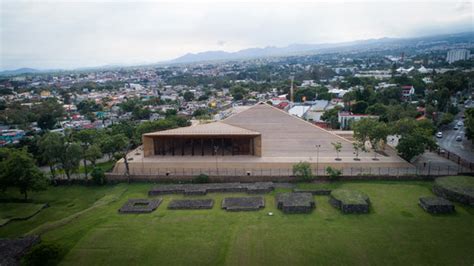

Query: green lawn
1 181 473 266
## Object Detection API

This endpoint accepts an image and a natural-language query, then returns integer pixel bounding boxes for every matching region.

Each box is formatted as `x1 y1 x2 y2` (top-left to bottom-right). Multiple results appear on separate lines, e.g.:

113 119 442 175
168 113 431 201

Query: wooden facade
143 135 262 157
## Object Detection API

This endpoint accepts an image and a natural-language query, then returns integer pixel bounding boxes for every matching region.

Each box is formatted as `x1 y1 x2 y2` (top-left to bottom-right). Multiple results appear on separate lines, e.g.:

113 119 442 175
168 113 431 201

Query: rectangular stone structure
119 199 162 214
149 182 275 196
419 197 455 214
293 188 332 195
276 193 315 213
221 196 265 211
329 189 370 214
168 199 214 210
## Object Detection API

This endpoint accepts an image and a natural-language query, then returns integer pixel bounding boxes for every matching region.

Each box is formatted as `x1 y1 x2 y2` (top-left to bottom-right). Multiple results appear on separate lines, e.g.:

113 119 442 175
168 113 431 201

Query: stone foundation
419 197 455 214
276 193 315 213
119 199 162 214
168 199 214 210
221 197 265 211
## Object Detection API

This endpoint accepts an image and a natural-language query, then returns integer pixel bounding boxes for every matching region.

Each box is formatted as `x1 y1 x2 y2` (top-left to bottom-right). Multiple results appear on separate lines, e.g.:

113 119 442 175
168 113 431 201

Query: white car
457 121 463 127
436 132 443 138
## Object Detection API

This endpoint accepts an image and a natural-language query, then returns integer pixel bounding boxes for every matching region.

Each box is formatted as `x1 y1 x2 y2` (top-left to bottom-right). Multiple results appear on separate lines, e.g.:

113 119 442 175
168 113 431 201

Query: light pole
214 146 219 177
315 144 321 176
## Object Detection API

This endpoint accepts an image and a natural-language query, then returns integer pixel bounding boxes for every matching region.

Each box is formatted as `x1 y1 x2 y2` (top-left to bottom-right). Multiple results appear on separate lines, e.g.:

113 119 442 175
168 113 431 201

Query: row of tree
352 118 437 161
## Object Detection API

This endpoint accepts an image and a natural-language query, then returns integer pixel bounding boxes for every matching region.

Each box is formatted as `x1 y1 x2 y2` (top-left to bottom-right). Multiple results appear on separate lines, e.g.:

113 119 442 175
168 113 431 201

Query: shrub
293 162 313 181
326 166 342 180
91 167 106 185
194 174 210 184
23 243 62 266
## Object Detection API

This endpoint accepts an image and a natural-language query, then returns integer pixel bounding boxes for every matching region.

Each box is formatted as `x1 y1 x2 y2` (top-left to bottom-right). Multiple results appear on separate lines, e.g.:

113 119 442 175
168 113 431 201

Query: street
437 117 474 163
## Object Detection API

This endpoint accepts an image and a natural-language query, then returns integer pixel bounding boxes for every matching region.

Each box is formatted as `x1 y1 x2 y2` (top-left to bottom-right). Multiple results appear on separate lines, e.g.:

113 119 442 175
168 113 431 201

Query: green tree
353 118 389 159
183 91 195 101
77 99 102 115
331 142 342 160
439 112 454 127
351 101 368 114
465 108 474 142
58 142 82 180
352 141 366 160
326 166 342 180
292 161 313 181
73 129 97 179
392 118 437 161
0 148 47 200
321 107 341 129
34 99 65 130
38 132 64 178
85 144 102 168
91 167 106 185
230 85 248 101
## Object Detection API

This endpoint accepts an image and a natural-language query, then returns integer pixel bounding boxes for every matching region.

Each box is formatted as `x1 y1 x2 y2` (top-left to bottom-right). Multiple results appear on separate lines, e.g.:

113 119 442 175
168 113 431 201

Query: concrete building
113 103 410 177
446 49 470 64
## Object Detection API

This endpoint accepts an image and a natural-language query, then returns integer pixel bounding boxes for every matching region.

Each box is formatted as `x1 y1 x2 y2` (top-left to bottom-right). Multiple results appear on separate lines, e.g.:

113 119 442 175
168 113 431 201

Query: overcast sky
0 0 472 70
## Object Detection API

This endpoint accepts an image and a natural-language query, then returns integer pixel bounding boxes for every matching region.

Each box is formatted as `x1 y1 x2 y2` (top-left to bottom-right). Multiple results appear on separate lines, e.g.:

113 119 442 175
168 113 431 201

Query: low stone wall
148 182 274 196
433 183 474 206
293 189 331 195
419 197 455 214
118 199 162 214
221 197 265 211
168 199 214 210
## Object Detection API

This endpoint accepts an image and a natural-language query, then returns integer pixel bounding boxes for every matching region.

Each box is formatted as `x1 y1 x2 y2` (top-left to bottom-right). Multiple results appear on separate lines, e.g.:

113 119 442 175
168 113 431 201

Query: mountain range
1 31 473 75
170 32 473 64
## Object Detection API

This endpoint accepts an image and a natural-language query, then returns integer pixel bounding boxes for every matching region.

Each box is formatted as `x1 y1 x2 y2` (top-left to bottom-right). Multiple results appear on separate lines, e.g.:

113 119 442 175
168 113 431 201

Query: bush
23 243 62 266
293 162 313 181
326 166 342 180
91 167 106 185
194 174 210 184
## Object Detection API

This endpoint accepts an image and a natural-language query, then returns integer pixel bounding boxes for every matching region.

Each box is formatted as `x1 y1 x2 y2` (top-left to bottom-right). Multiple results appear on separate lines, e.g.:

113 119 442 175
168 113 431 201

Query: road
437 118 474 163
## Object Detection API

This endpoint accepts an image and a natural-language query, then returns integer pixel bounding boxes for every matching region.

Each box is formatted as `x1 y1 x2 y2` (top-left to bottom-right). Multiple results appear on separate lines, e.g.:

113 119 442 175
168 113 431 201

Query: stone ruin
168 199 214 210
276 193 315 213
118 199 162 214
419 196 455 214
149 182 274 196
221 197 265 211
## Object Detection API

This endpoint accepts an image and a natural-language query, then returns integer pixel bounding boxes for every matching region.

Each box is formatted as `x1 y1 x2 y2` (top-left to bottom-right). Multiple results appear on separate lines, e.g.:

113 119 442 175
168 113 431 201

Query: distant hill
0 68 42 76
170 32 474 64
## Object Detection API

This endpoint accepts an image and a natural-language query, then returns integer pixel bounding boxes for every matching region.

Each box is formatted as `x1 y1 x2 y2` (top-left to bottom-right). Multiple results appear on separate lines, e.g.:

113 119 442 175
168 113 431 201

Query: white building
446 49 471 64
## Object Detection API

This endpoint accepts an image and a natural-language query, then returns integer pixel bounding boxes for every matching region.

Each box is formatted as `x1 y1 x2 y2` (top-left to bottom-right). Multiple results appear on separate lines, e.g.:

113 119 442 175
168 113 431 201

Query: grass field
1 180 473 266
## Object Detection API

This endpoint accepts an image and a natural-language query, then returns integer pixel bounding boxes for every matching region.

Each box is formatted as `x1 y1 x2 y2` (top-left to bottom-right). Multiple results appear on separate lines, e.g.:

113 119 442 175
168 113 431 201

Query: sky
0 0 472 70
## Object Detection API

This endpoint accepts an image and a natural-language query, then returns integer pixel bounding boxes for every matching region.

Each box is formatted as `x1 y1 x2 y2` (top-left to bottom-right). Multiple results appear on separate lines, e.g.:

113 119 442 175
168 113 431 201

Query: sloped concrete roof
222 102 354 157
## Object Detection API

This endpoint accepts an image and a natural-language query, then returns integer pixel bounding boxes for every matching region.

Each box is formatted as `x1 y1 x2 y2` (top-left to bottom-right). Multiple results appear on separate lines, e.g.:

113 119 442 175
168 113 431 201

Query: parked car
457 121 463 127
436 132 443 138
453 125 459 130
456 136 462 142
